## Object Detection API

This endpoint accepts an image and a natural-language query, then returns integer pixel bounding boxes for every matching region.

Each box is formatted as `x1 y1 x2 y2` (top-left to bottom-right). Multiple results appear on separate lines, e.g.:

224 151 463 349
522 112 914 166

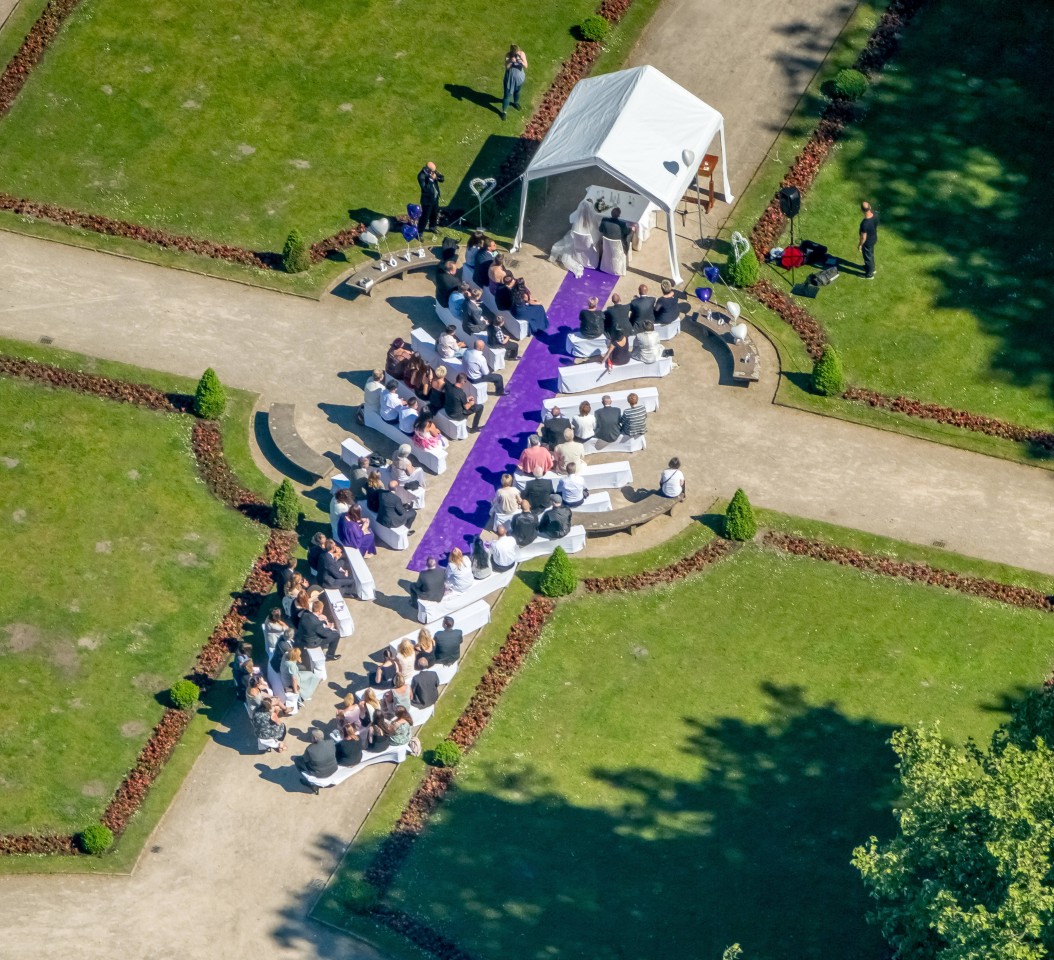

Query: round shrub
728 250 760 288
811 346 845 396
834 68 869 100
725 488 757 542
169 678 201 711
282 229 312 273
78 823 114 855
335 875 380 915
580 14 610 41
271 478 301 531
539 546 577 597
193 367 226 420
431 740 463 768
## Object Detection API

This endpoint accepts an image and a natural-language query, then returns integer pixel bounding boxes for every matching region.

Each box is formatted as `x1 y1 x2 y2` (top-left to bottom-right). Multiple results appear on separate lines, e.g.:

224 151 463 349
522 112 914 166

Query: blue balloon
703 266 720 283
407 203 422 221
402 223 419 241
695 286 713 303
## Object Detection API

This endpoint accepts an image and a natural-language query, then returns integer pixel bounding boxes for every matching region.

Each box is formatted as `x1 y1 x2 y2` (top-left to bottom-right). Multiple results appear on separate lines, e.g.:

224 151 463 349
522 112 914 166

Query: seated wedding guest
385 338 413 380
299 728 338 778
377 479 417 530
445 547 473 593
297 598 341 668
411 416 449 463
274 555 298 599
557 461 588 508
632 319 663 364
594 395 622 442
283 575 307 622
307 531 328 576
488 252 508 293
366 717 393 753
232 642 256 701
252 697 288 752
262 606 289 661
338 504 376 558
399 397 421 434
415 628 437 667
539 406 571 449
488 314 519 359
445 373 484 432
578 296 605 339
464 231 486 269
281 645 320 708
359 689 382 727
511 498 539 546
512 277 549 334
379 380 405 422
660 457 686 499
388 706 414 748
539 494 573 540
395 637 417 680
464 339 505 396
246 674 277 713
336 693 367 733
434 259 461 307
654 279 681 323
410 556 446 608
269 625 296 694
374 649 398 688
629 283 656 331
361 369 386 422
495 272 516 312
365 471 384 512
413 365 438 408
620 393 648 438
473 238 498 288
553 427 586 473
434 616 463 665
523 466 555 514
426 365 448 415
491 473 522 529
402 352 427 391
572 400 596 442
604 293 634 340
490 524 519 571
464 287 488 335
329 488 352 539
411 657 440 709
336 725 364 767
471 536 493 579
448 282 470 320
392 455 424 495
599 206 635 254
384 673 413 714
601 330 631 367
349 456 370 501
438 325 466 360
319 539 357 597
518 435 553 475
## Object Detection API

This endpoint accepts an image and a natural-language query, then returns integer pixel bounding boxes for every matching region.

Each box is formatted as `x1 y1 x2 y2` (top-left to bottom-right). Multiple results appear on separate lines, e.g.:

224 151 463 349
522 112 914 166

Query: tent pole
694 171 704 250
719 123 734 204
666 209 682 285
511 176 530 252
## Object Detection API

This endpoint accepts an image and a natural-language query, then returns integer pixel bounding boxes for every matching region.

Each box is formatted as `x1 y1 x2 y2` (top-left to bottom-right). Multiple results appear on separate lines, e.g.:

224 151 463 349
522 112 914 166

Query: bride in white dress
548 198 602 277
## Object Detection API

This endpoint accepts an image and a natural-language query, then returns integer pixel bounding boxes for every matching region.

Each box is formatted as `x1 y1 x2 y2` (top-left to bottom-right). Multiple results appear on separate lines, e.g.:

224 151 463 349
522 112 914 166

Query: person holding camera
501 44 528 120
417 160 444 236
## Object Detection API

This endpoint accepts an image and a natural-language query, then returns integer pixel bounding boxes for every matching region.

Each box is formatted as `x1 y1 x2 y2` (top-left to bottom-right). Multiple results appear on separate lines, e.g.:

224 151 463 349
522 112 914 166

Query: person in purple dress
338 504 377 558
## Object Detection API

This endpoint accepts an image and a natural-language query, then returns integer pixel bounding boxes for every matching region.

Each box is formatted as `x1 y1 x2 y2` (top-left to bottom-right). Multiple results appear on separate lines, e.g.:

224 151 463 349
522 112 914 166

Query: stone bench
693 309 760 383
417 564 517 624
340 545 376 602
267 403 332 482
564 317 681 358
557 355 673 394
541 387 659 419
573 491 684 536
517 525 587 561
364 407 447 475
299 745 408 794
340 250 439 297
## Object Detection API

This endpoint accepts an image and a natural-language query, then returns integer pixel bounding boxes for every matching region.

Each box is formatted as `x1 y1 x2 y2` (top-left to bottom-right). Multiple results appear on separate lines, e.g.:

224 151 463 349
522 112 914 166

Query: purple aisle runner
408 268 617 571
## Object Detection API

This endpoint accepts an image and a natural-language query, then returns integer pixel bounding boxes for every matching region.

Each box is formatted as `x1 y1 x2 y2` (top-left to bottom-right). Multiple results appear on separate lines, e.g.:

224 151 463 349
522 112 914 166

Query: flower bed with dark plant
582 538 734 593
0 359 292 856
0 0 83 119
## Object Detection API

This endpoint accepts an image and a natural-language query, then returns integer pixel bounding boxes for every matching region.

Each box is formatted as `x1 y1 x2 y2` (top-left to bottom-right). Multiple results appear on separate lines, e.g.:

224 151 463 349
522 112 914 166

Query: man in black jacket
473 239 497 288
511 499 539 546
539 406 571 449
523 468 555 514
444 373 483 431
434 260 460 307
539 495 573 540
578 296 605 339
629 283 656 331
411 657 440 708
377 480 416 530
604 294 634 340
599 206 634 254
296 598 341 662
410 556 446 608
318 540 357 597
417 161 444 236
433 617 463 665
299 728 338 779
594 394 622 443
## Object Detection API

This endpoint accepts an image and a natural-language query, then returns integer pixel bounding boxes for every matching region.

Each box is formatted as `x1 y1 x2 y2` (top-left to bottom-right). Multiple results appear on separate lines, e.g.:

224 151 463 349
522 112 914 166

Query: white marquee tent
511 65 732 284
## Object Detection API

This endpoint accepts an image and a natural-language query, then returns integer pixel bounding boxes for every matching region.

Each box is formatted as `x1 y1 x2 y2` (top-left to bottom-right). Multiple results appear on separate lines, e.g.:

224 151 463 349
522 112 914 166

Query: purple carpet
407 268 618 571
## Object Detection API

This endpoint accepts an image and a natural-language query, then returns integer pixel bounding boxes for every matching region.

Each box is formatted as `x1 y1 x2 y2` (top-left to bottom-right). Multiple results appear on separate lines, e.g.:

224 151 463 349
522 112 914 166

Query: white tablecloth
584 185 658 248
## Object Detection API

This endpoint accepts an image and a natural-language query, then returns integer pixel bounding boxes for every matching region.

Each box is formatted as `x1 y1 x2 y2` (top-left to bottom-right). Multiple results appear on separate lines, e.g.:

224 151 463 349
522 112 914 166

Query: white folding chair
599 236 627 276
572 230 599 270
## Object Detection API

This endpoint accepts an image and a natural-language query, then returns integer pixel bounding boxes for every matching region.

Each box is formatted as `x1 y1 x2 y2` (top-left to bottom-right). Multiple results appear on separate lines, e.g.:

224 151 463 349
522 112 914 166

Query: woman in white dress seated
549 199 602 277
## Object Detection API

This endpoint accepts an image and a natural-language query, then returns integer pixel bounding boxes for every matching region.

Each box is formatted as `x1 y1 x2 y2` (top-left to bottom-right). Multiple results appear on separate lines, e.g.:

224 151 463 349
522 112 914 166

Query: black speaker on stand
779 186 801 248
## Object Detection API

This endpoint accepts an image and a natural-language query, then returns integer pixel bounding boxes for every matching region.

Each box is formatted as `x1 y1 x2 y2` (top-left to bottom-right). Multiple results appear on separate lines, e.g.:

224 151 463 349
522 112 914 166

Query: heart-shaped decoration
470 177 497 201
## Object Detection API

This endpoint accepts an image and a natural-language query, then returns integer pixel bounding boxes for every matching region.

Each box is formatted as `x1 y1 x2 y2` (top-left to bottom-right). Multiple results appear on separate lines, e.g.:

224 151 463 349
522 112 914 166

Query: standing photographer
417 160 444 237
501 44 528 120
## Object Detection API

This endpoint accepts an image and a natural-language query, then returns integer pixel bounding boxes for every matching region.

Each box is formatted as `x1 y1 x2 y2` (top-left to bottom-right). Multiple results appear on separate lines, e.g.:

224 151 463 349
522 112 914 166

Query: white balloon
727 301 741 321
730 322 748 342
360 229 379 246
369 218 390 238
681 149 696 167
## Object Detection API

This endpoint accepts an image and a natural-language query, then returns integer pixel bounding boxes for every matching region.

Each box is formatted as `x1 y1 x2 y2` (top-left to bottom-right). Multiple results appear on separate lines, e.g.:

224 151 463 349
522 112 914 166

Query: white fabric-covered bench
434 409 469 441
565 317 681 357
541 387 659 419
480 291 529 339
300 745 407 793
364 407 446 475
573 491 612 512
340 436 372 467
390 600 492 652
557 356 673 394
362 504 409 551
341 546 376 601
410 329 488 405
583 434 646 455
323 588 355 638
433 302 506 371
515 461 633 492
517 525 586 561
417 564 516 623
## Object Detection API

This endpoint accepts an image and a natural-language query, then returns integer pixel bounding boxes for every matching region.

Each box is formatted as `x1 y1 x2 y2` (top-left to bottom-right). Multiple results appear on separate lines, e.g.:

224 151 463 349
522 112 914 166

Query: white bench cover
434 409 469 441
323 588 355 638
341 545 376 602
364 407 446 475
557 356 673 394
300 745 407 790
541 387 659 419
583 434 646 455
417 564 516 624
515 461 633 492
340 436 372 467
516 525 586 561
564 317 681 358
362 504 409 551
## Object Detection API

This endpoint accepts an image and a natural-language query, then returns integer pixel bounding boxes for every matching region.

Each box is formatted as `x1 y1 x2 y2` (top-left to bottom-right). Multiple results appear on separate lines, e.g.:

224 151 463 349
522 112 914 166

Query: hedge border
739 0 1054 453
0 355 294 856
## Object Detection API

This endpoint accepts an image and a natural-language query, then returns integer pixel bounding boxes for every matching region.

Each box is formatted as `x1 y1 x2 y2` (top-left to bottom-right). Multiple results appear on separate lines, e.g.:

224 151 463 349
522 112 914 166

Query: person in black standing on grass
858 200 879 280
418 161 444 237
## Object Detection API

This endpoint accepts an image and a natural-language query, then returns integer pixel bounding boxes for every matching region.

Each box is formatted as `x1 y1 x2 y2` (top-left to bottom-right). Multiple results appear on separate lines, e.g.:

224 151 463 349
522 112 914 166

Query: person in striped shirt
619 393 648 438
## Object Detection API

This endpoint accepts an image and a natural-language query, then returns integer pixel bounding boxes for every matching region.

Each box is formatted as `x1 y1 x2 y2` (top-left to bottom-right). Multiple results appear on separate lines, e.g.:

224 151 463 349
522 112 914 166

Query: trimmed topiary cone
271 478 301 531
193 367 226 420
811 346 845 396
725 488 757 542
282 229 311 273
728 249 760 287
539 546 577 597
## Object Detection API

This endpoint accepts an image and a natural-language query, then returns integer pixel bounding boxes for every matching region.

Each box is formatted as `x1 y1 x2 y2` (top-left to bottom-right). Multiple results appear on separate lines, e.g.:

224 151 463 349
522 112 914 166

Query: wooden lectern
698 154 719 213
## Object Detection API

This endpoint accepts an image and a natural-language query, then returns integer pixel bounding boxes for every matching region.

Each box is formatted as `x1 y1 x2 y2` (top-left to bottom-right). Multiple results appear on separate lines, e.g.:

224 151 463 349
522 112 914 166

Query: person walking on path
858 200 878 279
418 161 444 237
501 45 528 120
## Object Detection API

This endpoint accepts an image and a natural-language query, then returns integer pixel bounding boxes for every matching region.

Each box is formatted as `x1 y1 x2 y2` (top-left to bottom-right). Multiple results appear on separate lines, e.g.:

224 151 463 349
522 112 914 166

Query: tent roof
523 65 724 213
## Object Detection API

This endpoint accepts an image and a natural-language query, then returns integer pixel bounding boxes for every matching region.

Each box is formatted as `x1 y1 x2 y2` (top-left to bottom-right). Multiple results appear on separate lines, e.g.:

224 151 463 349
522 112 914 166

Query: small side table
698 154 719 213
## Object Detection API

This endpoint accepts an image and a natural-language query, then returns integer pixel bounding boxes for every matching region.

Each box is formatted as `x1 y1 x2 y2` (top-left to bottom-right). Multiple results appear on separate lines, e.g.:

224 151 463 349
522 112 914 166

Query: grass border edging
0 355 294 857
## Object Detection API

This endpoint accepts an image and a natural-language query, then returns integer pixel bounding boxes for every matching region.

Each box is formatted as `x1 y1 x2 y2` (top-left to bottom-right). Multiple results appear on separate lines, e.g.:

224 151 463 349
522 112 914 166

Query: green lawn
771 0 1054 430
0 0 603 254
0 376 265 835
365 545 1054 960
